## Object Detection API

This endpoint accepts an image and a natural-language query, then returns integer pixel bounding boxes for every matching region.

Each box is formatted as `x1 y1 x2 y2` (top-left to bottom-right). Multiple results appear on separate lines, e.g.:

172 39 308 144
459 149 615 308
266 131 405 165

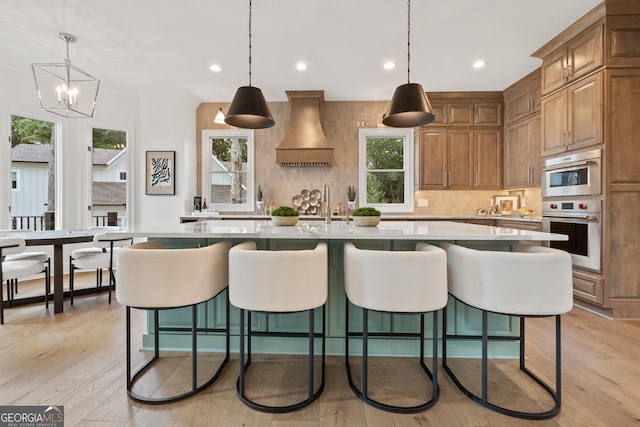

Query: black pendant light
382 0 435 127
225 0 275 129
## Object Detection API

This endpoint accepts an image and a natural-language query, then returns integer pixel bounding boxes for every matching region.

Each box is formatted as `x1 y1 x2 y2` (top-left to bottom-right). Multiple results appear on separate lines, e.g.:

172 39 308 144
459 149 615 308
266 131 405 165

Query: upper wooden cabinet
474 103 503 127
419 128 502 190
540 24 604 95
504 69 541 125
504 114 541 189
424 92 503 127
541 72 603 156
427 103 474 127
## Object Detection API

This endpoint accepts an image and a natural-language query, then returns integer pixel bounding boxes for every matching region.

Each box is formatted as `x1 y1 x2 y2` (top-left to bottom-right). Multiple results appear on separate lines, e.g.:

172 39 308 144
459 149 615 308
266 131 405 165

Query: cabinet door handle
566 130 572 146
475 172 478 188
449 172 452 187
443 171 447 187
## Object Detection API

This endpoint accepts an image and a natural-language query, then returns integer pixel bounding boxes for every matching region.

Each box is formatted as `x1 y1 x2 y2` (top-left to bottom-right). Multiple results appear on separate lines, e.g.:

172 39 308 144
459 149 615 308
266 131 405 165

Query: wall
197 99 542 216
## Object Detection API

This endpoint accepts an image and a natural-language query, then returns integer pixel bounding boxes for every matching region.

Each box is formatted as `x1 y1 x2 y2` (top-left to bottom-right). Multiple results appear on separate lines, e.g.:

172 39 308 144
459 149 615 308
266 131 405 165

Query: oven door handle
542 159 597 172
542 214 599 222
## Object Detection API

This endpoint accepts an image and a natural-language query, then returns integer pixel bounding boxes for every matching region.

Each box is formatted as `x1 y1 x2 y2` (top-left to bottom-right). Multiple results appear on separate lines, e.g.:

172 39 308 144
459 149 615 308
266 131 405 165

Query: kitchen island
109 220 567 357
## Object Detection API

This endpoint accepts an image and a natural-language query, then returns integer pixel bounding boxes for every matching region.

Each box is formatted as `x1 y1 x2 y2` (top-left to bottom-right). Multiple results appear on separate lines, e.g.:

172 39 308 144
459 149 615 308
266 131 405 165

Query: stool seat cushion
116 240 230 309
441 243 573 316
72 251 116 270
229 241 327 312
2 259 45 280
344 242 447 313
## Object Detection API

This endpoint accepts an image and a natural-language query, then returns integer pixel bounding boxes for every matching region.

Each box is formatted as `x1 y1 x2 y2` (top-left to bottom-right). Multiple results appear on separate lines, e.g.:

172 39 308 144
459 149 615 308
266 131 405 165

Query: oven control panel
542 199 601 214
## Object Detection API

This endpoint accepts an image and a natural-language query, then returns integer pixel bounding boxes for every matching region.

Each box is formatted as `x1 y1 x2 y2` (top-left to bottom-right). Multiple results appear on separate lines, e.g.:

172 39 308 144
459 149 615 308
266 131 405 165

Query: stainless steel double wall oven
541 148 602 272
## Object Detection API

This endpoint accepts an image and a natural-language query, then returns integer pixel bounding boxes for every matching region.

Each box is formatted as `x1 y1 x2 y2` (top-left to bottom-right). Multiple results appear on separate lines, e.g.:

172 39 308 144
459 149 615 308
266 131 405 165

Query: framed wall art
494 195 519 213
146 151 175 195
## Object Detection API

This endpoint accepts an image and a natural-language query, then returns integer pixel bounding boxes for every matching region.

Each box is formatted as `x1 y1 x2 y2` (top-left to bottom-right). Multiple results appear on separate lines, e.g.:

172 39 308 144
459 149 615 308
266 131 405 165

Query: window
202 129 255 212
11 170 19 191
10 114 56 230
358 128 414 213
91 127 128 227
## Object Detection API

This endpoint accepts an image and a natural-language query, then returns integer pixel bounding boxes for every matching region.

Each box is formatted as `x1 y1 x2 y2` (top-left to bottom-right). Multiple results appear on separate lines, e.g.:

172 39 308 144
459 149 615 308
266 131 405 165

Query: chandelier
31 33 100 118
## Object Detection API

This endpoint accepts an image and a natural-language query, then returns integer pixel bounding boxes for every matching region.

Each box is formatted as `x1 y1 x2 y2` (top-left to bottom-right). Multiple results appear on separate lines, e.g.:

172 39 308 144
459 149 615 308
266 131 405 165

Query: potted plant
271 205 300 226
352 206 381 227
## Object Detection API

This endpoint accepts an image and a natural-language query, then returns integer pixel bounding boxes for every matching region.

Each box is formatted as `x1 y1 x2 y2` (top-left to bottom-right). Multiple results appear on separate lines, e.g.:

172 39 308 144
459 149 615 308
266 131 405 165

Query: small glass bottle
202 198 208 211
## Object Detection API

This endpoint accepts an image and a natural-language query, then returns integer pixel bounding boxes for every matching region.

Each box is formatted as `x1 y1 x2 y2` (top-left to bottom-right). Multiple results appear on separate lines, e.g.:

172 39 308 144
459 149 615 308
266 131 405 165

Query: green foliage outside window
365 137 405 204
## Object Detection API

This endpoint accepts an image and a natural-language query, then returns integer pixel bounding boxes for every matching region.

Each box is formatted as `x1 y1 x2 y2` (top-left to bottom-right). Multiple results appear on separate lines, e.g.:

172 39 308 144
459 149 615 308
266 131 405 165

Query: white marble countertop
182 213 543 223
111 219 565 241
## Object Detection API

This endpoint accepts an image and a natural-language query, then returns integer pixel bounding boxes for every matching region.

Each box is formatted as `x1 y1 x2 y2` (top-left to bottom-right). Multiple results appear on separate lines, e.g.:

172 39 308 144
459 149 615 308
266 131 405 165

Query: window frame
202 129 255 212
358 127 414 213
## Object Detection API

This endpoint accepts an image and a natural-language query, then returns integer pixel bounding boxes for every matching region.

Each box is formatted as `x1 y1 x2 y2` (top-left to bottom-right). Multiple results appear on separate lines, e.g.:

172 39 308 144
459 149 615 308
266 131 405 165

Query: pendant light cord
248 0 253 87
406 0 411 84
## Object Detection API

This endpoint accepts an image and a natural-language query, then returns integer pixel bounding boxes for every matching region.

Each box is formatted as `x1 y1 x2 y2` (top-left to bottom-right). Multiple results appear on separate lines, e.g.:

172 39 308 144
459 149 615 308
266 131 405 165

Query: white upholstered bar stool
343 242 448 413
440 243 573 420
229 241 328 413
1 238 50 324
70 233 132 304
116 240 231 404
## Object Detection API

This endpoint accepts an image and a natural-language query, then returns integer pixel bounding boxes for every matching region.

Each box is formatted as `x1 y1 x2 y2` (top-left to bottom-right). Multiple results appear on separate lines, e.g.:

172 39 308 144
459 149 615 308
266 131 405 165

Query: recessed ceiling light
296 62 307 71
383 61 396 70
473 60 486 69
210 64 222 72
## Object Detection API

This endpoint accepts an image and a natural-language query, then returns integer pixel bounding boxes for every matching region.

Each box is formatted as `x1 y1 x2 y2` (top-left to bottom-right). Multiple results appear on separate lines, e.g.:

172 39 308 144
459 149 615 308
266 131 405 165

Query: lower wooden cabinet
572 269 604 306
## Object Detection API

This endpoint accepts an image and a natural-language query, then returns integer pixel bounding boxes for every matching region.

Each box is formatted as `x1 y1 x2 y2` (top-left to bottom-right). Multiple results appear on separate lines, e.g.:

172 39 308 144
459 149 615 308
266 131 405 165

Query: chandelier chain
248 0 253 87
407 0 411 83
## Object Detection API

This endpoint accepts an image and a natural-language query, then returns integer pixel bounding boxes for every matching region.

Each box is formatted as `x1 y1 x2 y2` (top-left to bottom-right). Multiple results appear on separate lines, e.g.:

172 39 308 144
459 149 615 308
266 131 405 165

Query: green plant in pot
271 205 299 226
352 207 381 226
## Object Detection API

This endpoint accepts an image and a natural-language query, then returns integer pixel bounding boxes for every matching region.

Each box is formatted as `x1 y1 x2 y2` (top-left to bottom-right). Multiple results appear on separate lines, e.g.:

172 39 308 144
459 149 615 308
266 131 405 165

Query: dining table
0 229 102 313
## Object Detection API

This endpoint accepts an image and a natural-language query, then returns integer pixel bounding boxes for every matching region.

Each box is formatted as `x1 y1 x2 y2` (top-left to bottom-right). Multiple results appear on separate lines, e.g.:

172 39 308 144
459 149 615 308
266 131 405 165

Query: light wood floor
1 275 639 426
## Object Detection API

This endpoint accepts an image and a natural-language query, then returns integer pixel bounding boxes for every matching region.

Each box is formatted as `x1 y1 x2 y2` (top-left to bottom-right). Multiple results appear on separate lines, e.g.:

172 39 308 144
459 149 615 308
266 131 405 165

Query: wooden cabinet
419 128 501 190
425 93 503 127
428 102 502 127
474 103 503 127
474 129 503 189
419 129 472 189
504 114 541 189
541 72 603 156
572 269 604 306
504 69 541 125
498 220 541 231
427 102 474 127
541 24 603 95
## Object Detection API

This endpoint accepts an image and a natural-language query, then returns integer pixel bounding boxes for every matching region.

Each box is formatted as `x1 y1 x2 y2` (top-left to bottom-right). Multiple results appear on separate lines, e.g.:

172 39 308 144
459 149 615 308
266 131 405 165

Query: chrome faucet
323 182 331 224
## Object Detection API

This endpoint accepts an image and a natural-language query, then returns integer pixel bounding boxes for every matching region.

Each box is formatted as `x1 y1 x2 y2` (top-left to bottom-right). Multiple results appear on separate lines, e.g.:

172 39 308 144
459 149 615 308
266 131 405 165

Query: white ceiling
0 0 602 103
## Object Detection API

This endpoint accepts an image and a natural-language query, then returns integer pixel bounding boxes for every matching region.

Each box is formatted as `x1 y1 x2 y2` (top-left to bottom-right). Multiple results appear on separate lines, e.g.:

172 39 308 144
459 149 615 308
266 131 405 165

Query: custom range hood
276 90 334 167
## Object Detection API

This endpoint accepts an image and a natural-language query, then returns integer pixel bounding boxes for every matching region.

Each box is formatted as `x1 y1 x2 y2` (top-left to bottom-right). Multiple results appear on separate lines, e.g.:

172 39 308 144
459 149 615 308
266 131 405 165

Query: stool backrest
116 240 230 308
344 242 448 313
0 238 26 257
229 241 328 312
93 233 133 249
440 242 573 316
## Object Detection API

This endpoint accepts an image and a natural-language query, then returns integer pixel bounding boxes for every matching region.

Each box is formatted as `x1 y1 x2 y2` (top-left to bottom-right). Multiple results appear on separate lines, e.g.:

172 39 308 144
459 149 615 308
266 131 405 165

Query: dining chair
0 237 50 324
69 233 132 304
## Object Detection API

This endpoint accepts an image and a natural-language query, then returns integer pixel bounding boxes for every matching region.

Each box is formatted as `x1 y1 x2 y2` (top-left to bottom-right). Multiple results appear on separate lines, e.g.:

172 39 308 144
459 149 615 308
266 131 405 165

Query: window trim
202 129 255 212
358 127 414 213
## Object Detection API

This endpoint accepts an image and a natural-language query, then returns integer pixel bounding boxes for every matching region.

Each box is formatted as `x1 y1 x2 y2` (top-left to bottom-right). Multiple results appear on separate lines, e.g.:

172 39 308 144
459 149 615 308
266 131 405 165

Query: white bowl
271 216 299 226
353 216 381 227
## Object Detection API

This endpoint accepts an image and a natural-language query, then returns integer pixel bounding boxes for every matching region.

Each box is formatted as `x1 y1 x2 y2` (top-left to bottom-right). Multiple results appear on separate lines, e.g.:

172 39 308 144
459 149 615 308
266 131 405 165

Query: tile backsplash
196 100 542 217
